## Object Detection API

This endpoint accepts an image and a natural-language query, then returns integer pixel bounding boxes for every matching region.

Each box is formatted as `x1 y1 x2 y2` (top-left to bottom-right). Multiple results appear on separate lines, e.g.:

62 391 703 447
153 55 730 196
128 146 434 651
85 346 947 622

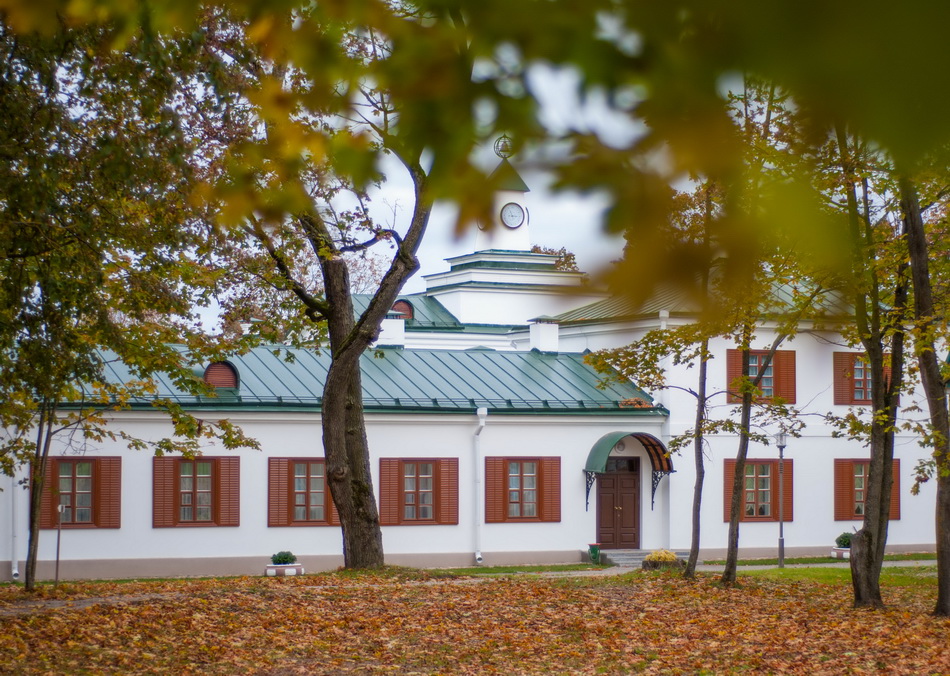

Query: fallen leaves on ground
1 570 948 674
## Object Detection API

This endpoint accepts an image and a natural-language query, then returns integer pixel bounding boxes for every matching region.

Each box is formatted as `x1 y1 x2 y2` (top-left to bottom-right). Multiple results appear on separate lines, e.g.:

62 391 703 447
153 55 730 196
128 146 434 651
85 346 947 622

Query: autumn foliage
1 569 948 674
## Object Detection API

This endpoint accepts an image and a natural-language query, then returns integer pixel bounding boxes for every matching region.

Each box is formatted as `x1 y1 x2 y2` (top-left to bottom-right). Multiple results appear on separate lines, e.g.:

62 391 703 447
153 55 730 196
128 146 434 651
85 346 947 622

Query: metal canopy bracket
651 470 673 510
584 470 597 511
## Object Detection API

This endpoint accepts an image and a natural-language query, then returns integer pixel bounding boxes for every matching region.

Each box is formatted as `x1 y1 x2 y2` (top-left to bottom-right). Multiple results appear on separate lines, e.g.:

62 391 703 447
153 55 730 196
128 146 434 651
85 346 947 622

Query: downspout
9 472 19 581
473 407 488 565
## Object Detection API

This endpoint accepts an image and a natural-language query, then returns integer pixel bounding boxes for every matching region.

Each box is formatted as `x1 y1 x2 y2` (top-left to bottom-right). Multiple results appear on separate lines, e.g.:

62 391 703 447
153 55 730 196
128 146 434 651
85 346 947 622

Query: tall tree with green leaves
0 18 258 590
899 173 950 616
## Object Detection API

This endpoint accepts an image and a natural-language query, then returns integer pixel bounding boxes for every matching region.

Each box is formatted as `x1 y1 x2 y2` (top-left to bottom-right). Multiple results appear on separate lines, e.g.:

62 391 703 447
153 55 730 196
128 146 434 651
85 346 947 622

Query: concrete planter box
265 563 305 577
830 548 850 560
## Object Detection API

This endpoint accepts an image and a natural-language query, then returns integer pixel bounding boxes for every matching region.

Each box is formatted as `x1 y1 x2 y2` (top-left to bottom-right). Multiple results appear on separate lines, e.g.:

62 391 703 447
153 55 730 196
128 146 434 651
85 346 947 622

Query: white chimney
529 317 559 352
376 315 406 347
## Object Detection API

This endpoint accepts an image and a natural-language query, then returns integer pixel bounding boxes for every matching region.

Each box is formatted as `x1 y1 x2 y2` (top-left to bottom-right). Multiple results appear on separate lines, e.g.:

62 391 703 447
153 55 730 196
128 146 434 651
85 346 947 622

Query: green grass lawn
701 552 935 566
439 562 609 575
742 563 938 587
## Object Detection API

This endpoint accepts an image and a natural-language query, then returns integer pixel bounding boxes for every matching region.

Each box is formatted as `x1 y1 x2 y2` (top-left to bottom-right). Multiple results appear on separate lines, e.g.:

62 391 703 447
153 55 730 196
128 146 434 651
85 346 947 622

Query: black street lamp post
776 431 788 568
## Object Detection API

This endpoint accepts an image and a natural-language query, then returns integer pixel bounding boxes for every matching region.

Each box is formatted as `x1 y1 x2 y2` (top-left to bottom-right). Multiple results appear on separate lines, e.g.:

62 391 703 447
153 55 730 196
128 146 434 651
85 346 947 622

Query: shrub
644 549 679 563
271 551 297 565
835 532 852 549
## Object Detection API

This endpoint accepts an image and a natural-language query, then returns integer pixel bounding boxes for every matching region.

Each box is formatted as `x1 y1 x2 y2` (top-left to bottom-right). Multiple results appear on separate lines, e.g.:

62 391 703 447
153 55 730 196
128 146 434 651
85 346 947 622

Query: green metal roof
353 293 467 331
99 345 662 415
488 158 530 192
353 293 523 334
555 282 853 326
554 287 697 325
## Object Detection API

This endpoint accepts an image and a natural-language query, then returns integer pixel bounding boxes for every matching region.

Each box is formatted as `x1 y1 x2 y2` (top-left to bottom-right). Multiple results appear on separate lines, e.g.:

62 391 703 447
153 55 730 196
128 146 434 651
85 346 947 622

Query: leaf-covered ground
1 569 948 674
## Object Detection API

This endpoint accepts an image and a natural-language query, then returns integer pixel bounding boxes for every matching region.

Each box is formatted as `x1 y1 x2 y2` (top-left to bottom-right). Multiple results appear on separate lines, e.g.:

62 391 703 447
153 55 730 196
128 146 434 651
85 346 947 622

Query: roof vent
391 300 414 320
204 362 238 389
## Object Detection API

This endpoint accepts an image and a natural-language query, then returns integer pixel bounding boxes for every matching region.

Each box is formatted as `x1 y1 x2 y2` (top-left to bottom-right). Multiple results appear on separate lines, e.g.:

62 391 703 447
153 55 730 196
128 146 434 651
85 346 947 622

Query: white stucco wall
0 408 672 581
1 317 938 582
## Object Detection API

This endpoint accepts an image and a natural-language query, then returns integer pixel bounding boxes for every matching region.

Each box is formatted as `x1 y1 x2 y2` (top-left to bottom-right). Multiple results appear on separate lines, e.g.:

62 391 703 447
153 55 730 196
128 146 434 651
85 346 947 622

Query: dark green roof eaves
447 260 560 273
85 397 667 416
406 323 523 334
428 281 590 295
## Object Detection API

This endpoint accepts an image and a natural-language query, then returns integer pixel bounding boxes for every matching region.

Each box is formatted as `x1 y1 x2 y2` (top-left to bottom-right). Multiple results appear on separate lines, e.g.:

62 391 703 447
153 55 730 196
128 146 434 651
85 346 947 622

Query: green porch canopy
584 431 674 510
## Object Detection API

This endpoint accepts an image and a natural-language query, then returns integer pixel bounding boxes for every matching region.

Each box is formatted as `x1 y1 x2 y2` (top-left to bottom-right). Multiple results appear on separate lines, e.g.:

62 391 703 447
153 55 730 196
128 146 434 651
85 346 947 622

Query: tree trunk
899 176 950 616
836 127 906 609
310 164 431 569
25 402 53 591
684 339 709 579
323 360 385 568
721 345 753 586
321 255 385 569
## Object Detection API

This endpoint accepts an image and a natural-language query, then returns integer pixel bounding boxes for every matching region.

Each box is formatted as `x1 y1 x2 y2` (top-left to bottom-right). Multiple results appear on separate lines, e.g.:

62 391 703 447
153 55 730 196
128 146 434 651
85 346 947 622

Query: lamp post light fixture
775 431 788 568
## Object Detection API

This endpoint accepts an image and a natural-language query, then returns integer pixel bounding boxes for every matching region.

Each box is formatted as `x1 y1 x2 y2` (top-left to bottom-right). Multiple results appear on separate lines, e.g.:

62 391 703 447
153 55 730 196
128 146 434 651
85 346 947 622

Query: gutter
473 407 488 565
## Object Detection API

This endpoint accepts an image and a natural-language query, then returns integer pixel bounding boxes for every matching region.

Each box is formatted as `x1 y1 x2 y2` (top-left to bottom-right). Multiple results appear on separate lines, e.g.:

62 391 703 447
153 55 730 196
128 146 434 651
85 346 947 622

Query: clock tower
474 136 532 252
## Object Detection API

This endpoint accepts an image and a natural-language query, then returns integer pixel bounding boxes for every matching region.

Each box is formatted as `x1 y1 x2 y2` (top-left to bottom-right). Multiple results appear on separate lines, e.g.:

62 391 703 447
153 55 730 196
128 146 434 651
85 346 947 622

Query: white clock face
500 202 525 228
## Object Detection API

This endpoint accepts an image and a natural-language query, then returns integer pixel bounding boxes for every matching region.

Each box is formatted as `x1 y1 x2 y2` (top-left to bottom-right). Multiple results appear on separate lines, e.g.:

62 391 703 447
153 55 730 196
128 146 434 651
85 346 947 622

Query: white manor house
1 157 937 581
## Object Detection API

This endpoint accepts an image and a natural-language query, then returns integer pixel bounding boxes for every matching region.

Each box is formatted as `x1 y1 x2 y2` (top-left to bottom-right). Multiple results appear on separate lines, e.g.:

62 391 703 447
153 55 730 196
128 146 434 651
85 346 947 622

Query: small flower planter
265 563 305 577
830 547 850 560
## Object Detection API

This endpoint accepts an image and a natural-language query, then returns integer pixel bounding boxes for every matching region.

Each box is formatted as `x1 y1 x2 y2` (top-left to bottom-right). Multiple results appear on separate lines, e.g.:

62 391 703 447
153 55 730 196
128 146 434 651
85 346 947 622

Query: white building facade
0 154 937 582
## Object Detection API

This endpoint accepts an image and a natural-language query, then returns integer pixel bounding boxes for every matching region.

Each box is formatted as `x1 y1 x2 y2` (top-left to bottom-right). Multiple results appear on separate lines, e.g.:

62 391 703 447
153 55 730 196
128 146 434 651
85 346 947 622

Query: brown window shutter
216 457 240 527
96 458 122 529
438 458 459 525
204 362 237 388
726 350 743 403
38 459 56 530
833 459 854 520
889 459 901 520
774 351 796 404
539 457 561 522
378 458 401 525
153 457 177 528
780 458 793 522
485 457 506 523
328 492 341 526
268 458 291 527
833 353 853 405
723 459 736 522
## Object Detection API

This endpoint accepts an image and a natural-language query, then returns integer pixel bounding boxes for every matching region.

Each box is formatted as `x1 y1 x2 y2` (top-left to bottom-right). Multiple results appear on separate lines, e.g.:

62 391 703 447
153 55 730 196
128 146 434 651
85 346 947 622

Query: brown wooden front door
596 458 640 549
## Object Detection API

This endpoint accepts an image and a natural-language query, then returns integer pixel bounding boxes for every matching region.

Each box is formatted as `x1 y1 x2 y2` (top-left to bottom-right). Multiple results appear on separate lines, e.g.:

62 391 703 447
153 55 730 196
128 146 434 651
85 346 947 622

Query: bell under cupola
474 135 532 252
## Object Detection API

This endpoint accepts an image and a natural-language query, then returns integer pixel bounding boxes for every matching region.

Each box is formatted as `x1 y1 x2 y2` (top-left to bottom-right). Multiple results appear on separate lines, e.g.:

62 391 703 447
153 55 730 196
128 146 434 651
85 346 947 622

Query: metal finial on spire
493 134 514 159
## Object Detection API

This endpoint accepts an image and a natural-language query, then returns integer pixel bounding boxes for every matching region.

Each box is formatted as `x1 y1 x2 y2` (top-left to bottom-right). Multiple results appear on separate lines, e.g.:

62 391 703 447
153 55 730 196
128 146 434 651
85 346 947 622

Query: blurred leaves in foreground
3 0 947 301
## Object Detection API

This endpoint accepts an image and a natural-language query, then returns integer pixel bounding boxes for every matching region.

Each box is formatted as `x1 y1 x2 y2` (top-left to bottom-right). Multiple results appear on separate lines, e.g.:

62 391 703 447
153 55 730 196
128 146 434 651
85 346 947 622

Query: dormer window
391 300 414 320
204 362 238 389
